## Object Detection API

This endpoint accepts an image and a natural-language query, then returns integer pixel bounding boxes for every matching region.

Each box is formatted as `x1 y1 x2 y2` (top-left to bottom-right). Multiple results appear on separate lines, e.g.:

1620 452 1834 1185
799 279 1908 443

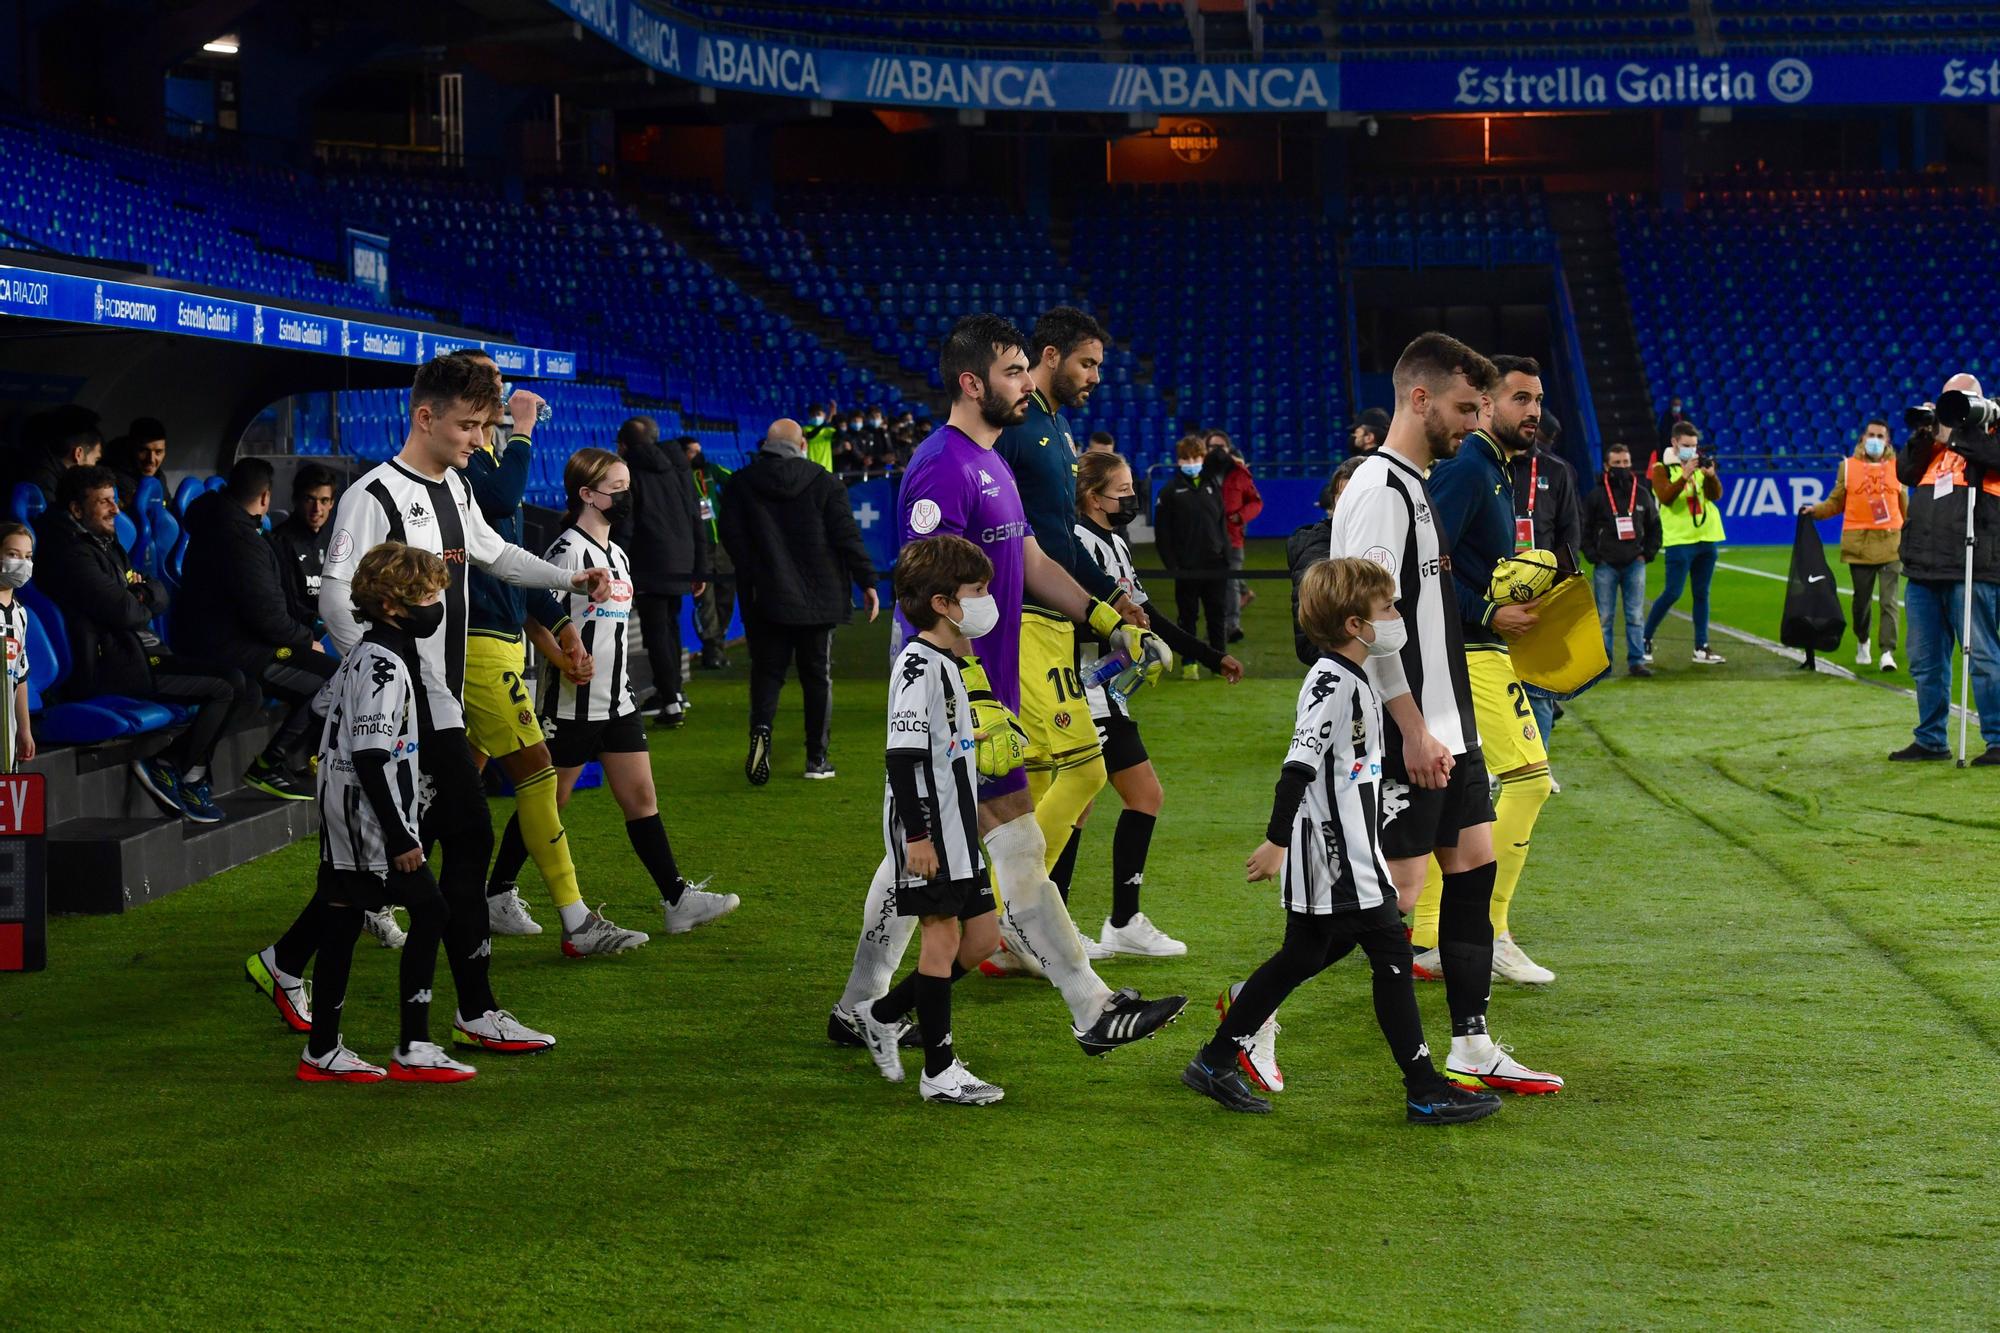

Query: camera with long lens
1905 404 1937 431
1937 390 2000 434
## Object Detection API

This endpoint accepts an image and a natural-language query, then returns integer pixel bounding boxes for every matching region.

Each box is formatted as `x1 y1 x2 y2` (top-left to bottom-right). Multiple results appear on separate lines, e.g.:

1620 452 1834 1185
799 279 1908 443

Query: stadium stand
682 0 1102 56
1612 176 2000 464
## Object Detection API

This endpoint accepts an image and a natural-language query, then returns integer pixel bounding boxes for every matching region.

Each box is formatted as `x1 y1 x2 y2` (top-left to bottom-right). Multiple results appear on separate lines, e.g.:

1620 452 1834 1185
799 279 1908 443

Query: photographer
1641 421 1727 667
1802 417 1905 672
1890 374 2000 763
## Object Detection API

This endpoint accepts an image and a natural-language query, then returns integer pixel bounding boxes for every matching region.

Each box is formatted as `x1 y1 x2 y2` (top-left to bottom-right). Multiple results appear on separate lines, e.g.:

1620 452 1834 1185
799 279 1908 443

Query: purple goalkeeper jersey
897 424 1030 711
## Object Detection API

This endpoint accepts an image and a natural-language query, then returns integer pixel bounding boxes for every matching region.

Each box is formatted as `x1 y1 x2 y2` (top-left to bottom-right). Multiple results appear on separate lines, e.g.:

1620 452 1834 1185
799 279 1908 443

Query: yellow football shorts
463 633 547 760
1466 644 1546 776
1016 607 1103 776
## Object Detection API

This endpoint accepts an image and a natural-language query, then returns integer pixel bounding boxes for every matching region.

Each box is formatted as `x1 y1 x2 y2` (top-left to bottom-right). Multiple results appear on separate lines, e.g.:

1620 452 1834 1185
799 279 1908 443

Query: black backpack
1781 512 1846 653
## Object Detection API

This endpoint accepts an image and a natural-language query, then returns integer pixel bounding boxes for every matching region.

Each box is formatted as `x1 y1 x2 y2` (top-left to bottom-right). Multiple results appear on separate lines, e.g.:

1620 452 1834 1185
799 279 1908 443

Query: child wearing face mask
0 522 36 768
1803 416 1906 671
1151 434 1232 669
1182 557 1499 1124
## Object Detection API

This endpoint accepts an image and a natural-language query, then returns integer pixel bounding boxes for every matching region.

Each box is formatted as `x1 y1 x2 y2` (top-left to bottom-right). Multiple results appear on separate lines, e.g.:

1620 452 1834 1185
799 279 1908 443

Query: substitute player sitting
1182 559 1499 1124
296 543 472 1084
850 535 1005 1105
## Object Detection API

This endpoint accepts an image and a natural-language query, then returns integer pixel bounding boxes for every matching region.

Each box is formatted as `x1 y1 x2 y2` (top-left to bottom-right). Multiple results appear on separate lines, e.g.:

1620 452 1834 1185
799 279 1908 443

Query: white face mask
950 594 1000 640
0 558 29 590
1677 446 1698 463
1364 617 1407 658
1864 437 1887 458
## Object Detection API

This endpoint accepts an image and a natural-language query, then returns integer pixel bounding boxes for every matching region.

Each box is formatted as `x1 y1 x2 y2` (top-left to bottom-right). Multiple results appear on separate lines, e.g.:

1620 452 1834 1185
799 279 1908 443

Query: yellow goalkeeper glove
958 654 1026 779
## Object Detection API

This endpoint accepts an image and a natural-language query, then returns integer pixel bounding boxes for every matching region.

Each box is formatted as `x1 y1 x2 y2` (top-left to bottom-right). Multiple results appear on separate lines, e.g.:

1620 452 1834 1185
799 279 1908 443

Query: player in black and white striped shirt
294 543 472 1084
1183 558 1499 1123
849 535 1005 1105
487 448 738 952
251 355 607 1057
1064 451 1242 958
1327 332 1562 1097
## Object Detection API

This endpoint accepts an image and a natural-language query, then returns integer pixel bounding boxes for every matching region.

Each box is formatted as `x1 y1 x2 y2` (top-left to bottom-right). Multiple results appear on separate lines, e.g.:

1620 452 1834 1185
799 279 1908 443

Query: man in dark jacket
1580 441 1663 677
719 418 877 783
268 463 338 636
175 458 336 800
1892 371 2000 762
14 405 103 510
1151 434 1230 666
615 415 707 727
37 465 245 822
684 435 736 670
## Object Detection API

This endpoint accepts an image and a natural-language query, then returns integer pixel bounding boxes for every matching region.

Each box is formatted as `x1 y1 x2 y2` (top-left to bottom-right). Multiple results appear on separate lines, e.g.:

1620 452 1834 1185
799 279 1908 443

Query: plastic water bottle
1082 648 1131 696
501 382 554 424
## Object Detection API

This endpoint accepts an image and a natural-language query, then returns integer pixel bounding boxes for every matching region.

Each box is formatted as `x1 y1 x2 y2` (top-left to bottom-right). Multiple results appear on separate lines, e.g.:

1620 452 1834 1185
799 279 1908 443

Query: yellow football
1490 548 1561 604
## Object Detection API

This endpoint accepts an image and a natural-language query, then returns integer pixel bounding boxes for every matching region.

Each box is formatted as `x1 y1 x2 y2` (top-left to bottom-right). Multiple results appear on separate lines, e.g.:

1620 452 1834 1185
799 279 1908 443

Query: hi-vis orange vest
1842 456 1905 531
1920 446 2000 500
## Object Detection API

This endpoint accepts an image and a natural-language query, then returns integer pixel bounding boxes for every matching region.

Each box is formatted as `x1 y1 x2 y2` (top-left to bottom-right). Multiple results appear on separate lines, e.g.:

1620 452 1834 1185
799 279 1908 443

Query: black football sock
1356 928 1441 1091
627 815 684 903
871 962 967 1024
1110 810 1156 927
306 906 364 1059
272 899 327 978
438 828 498 1018
1049 826 1082 904
1199 913 1333 1069
915 971 955 1077
488 814 529 895
399 893 448 1049
1438 861 1498 1038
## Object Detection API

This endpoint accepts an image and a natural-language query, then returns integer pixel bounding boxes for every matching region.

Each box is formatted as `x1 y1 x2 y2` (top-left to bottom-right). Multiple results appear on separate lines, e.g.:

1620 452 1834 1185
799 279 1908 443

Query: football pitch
4 541 1996 1330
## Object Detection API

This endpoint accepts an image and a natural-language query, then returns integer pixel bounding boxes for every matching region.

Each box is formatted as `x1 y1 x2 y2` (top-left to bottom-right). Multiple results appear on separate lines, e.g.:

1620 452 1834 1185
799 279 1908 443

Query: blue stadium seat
10 483 45 527
171 477 205 516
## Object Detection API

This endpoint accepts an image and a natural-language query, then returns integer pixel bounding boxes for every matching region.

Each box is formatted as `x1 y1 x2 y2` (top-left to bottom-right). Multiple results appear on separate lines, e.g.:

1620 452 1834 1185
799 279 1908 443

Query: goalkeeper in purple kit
829 314 1187 1057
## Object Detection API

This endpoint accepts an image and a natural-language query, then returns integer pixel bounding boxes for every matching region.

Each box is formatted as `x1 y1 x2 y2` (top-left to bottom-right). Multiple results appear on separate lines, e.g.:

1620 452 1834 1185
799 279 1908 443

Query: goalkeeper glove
1085 599 1172 684
958 654 1027 779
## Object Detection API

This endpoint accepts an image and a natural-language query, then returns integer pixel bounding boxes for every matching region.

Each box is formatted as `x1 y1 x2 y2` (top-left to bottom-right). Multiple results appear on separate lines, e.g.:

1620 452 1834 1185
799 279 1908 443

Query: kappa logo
471 940 492 960
369 655 399 694
407 500 433 528
1308 670 1338 706
978 469 994 485
408 989 433 1004
1381 779 1411 826
900 654 928 687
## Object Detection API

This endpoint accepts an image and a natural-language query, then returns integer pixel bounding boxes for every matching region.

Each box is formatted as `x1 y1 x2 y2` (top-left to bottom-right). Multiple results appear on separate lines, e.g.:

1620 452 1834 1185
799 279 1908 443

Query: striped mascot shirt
317 638 422 873
538 526 636 724
1280 655 1394 914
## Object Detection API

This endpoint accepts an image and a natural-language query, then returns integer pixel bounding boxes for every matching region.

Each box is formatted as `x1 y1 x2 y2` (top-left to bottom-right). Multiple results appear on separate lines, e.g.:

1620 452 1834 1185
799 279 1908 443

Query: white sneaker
920 1057 1004 1105
486 885 543 936
390 1040 478 1083
297 1041 386 1083
562 908 651 958
1692 647 1727 665
1548 773 1562 795
663 879 740 934
976 944 1043 979
1215 984 1285 1092
1075 920 1115 960
1881 650 1897 672
452 1008 556 1054
1856 639 1873 668
851 1001 908 1083
1446 1036 1564 1095
1099 912 1188 957
362 907 406 950
1642 639 1655 664
1491 931 1556 985
1412 945 1444 981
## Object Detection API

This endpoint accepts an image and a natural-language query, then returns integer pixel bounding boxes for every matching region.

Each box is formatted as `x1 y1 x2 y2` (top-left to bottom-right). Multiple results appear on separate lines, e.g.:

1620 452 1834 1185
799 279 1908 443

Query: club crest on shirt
328 529 353 564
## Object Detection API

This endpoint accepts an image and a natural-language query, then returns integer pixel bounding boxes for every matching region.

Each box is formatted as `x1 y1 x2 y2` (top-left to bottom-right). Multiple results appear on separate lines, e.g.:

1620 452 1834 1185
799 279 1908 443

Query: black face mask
596 491 633 525
1104 499 1139 529
404 601 446 639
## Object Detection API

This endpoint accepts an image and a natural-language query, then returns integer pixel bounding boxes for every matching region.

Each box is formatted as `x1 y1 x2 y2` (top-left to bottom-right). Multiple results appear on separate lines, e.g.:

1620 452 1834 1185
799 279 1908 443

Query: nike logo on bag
1808 575 1826 584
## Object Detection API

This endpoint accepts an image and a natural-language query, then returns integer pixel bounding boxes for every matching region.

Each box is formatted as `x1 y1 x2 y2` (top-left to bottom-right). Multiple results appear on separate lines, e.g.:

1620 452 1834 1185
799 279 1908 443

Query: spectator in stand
684 435 736 670
891 411 919 454
1642 420 1728 667
174 458 337 801
1087 431 1117 455
1656 393 1691 458
37 465 247 823
1581 442 1663 678
859 407 891 464
720 417 878 785
1153 432 1231 672
106 417 168 510
1891 373 2000 763
1350 407 1389 456
1206 428 1262 644
831 415 864 474
268 464 338 637
1803 416 1906 671
615 415 706 728
803 404 837 473
18 405 103 509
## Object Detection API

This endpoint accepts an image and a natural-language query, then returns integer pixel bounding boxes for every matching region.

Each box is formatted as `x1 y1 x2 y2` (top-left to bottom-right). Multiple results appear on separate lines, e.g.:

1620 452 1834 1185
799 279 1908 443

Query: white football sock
985 813 1113 1028
557 900 590 932
1451 1033 1494 1063
839 855 914 1011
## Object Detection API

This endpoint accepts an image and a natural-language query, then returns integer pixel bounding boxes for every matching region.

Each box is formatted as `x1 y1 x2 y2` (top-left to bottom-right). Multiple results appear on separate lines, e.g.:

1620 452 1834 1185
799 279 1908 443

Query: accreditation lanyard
1515 456 1538 551
1606 474 1639 542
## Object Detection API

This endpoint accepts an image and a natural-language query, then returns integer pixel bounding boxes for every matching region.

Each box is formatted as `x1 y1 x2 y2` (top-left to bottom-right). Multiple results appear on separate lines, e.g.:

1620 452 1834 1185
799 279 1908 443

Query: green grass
3 542 1996 1330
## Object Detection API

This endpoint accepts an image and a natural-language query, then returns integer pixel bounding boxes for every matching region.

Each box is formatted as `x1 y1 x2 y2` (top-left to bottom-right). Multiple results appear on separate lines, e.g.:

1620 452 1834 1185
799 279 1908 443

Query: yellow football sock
1411 856 1444 950
514 767 582 910
1028 754 1107 875
1490 765 1553 936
